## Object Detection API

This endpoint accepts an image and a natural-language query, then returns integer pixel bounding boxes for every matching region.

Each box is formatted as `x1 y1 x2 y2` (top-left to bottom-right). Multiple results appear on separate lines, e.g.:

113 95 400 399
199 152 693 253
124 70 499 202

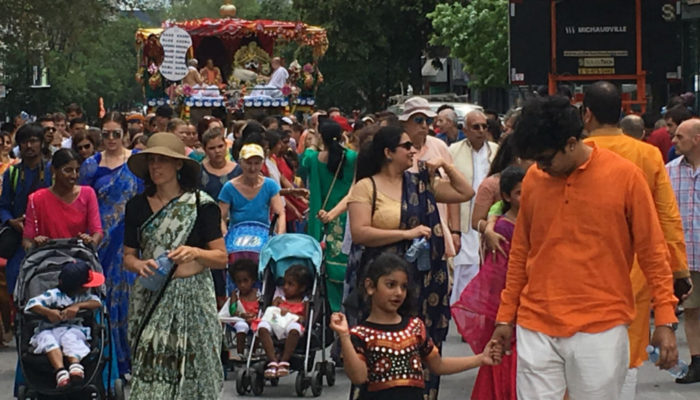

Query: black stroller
13 239 125 400
235 233 335 397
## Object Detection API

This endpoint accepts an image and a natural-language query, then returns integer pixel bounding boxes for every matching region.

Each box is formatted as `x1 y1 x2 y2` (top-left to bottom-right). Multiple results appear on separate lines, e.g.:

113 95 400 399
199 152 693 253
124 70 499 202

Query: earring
387 157 393 162
177 170 182 180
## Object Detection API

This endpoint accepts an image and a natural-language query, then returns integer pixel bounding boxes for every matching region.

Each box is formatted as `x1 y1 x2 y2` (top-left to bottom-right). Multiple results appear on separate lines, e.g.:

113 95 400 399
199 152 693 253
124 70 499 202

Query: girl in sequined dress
330 253 502 400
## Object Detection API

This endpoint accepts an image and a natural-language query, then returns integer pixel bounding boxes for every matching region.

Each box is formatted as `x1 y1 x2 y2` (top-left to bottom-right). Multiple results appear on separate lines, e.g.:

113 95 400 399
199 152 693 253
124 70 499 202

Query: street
0 320 698 399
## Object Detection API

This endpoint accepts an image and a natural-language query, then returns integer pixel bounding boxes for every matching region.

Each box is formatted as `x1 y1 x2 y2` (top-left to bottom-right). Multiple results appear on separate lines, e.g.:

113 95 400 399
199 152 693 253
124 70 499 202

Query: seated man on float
200 58 225 88
182 58 203 87
249 57 288 98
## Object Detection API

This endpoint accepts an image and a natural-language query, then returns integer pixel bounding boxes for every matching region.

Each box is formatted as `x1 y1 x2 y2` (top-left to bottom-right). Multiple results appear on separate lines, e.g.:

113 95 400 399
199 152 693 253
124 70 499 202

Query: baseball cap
59 260 105 292
239 144 265 160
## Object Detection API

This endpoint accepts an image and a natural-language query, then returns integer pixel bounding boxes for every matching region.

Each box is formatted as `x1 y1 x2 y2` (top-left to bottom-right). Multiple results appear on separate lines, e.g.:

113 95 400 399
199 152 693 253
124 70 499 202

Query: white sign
159 27 192 82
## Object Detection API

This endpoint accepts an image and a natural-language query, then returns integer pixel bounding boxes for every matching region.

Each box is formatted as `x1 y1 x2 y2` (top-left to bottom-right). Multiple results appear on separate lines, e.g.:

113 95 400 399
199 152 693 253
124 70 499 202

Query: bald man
620 115 645 140
667 118 700 384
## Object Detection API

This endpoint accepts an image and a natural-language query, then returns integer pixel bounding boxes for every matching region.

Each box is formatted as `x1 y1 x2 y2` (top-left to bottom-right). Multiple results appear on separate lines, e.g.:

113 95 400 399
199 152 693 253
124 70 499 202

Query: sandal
264 361 278 378
69 363 84 383
55 369 70 388
277 361 290 377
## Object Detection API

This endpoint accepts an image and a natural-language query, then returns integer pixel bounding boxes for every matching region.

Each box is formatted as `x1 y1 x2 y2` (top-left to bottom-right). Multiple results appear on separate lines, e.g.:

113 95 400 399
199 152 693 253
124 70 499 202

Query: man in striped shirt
667 118 700 384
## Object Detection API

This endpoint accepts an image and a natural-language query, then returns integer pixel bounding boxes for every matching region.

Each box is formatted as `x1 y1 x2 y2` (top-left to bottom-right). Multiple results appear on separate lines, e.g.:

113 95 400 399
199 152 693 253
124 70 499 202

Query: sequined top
350 316 436 394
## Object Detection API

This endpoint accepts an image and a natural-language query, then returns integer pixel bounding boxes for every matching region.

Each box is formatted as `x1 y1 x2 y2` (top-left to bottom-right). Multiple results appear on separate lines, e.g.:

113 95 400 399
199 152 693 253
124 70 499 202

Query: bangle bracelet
477 220 485 233
495 322 513 327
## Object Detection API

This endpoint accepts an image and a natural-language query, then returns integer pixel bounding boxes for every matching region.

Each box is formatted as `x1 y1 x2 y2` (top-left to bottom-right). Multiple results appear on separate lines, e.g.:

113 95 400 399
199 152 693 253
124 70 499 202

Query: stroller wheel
236 368 249 395
310 370 323 397
251 370 265 396
295 371 307 397
17 385 27 400
324 362 336 387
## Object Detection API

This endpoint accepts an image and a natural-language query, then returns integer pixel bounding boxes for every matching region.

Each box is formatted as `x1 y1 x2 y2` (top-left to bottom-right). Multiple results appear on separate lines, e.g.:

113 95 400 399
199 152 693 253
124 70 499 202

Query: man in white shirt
449 110 499 304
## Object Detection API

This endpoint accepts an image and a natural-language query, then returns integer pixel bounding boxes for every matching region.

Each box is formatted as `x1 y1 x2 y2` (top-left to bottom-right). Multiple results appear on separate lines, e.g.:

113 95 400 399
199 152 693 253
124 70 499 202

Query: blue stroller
235 233 335 397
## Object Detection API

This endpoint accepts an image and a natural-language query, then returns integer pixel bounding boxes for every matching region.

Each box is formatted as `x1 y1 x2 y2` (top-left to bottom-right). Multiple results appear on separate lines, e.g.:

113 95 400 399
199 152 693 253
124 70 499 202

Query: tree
295 0 443 111
428 0 509 88
0 0 143 119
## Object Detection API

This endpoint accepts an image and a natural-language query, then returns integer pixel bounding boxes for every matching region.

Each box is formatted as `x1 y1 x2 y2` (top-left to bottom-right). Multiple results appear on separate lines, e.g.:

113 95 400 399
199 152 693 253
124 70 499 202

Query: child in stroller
227 258 261 358
24 260 104 389
257 264 312 378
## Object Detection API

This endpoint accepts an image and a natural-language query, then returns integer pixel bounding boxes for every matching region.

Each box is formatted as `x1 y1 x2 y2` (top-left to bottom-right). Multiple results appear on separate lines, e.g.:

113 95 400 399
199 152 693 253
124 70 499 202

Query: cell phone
674 278 692 304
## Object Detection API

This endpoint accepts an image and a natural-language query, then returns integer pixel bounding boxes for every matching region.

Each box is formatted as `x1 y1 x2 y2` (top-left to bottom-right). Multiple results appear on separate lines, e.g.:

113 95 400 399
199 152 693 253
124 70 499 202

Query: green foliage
428 0 509 88
0 0 142 119
295 0 442 111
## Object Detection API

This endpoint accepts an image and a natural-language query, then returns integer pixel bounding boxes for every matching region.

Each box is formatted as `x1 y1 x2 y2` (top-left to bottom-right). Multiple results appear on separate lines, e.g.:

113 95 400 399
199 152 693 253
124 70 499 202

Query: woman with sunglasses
71 129 99 164
345 125 472 400
79 111 143 378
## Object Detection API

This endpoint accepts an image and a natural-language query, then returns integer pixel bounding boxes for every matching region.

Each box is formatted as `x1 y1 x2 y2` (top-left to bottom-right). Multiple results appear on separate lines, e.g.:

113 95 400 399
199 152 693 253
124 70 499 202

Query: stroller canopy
258 234 322 280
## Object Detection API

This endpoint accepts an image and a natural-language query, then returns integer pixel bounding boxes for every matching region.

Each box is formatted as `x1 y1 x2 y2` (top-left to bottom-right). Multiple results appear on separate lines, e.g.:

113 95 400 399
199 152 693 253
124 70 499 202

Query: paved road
1 320 698 399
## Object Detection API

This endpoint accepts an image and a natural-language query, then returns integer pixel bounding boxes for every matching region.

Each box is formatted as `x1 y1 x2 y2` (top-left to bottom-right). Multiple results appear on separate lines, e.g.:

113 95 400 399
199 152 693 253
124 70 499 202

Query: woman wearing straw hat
122 133 227 399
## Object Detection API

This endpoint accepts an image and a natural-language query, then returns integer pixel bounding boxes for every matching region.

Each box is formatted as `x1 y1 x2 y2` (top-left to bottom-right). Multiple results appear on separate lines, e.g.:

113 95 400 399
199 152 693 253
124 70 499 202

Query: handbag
0 223 21 259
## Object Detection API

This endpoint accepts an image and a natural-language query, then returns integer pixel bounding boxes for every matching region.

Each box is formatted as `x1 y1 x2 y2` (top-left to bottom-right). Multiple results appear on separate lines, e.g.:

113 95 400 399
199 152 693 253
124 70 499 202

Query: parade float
134 1 328 119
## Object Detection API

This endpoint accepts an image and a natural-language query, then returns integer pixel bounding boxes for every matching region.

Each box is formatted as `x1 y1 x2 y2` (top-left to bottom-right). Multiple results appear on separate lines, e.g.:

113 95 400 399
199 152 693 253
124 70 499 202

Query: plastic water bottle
646 345 689 379
405 237 431 271
139 252 174 291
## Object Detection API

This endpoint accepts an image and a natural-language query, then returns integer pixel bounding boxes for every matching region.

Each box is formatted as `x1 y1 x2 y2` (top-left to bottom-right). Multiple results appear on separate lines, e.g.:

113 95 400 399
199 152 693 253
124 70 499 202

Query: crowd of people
1 81 698 399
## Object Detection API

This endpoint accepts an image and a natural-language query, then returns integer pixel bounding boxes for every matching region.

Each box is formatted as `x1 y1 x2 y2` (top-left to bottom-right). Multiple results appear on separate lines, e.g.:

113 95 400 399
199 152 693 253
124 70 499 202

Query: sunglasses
413 116 434 125
470 123 488 131
396 141 414 150
44 127 56 133
77 143 92 151
102 129 123 139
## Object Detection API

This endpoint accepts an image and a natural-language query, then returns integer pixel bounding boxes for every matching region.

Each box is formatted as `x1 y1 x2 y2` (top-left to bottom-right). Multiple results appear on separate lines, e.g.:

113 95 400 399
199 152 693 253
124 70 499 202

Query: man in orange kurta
492 95 679 399
581 82 690 400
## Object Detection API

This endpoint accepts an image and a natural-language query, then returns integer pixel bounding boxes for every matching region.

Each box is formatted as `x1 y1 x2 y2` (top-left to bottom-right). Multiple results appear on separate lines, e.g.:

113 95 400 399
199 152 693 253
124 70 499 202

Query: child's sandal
69 363 84 383
55 369 70 388
264 362 278 378
277 361 290 377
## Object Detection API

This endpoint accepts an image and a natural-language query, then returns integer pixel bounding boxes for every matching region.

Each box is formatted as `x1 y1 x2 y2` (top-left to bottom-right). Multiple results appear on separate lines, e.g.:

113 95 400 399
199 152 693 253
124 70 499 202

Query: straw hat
127 132 201 180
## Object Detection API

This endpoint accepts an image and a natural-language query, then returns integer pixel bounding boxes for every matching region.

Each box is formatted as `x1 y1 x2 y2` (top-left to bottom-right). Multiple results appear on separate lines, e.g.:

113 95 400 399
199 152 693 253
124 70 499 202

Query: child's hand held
329 312 349 335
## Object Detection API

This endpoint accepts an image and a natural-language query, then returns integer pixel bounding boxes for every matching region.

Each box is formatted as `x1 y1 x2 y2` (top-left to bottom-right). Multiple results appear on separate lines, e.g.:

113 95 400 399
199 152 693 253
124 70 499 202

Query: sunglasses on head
101 129 123 139
470 123 488 131
396 141 413 150
413 116 434 125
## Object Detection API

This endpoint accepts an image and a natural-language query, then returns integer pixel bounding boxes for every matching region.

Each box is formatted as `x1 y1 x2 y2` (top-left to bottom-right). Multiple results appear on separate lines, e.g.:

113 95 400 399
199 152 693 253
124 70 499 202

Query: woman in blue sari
79 111 143 377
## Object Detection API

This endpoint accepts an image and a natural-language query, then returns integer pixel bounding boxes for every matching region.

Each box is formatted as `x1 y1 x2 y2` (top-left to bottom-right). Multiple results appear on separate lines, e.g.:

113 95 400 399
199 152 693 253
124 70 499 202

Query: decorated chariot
134 3 328 119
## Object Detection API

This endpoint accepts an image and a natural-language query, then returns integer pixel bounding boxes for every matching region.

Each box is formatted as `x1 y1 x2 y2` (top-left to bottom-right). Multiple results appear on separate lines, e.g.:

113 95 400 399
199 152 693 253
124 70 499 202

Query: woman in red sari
23 149 103 249
452 166 525 400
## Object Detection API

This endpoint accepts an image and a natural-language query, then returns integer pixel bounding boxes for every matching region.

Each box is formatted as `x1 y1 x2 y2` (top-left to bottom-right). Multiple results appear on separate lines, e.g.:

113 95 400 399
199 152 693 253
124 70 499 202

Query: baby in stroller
24 260 104 389
257 264 312 378
228 258 261 358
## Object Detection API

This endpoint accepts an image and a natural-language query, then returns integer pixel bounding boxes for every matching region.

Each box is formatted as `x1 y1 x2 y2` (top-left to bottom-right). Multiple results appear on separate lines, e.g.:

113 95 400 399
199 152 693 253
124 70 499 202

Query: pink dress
24 186 103 240
451 216 516 400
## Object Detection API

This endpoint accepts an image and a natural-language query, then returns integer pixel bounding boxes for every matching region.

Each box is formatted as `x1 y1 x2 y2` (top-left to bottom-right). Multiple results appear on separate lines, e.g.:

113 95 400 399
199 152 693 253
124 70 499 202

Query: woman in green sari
299 120 357 312
122 133 227 400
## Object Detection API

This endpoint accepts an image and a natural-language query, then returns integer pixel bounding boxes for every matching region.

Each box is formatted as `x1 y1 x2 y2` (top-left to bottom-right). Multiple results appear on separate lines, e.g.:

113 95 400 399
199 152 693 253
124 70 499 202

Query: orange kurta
496 145 678 338
585 129 688 367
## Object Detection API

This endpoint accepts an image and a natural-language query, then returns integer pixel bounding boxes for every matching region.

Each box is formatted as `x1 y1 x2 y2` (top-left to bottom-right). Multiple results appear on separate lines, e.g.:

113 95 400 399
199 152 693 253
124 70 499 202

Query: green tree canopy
428 0 509 88
295 0 442 111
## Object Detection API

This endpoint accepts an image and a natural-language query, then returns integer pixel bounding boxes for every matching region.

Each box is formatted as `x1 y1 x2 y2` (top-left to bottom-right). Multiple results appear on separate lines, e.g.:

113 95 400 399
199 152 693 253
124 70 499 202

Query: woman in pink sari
452 166 524 400
23 148 102 249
